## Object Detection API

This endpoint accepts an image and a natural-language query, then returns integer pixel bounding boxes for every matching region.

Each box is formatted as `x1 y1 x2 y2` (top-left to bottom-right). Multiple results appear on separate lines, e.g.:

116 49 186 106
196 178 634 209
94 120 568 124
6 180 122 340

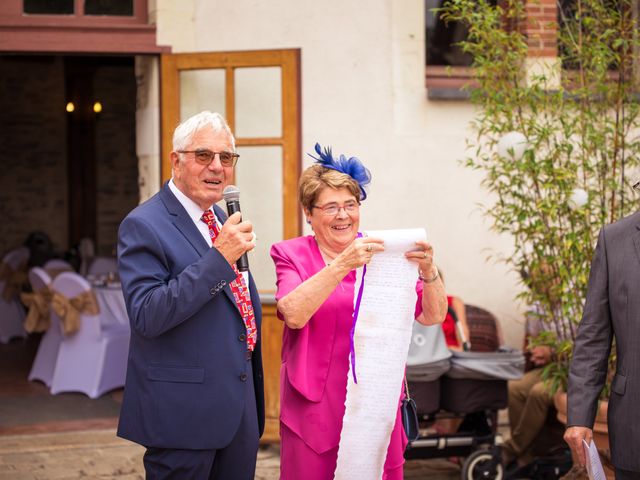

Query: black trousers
143 358 259 480
616 468 640 480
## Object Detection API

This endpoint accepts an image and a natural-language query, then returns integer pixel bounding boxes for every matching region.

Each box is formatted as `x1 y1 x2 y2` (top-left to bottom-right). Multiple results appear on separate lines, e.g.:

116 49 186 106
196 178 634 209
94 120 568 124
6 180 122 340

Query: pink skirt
279 404 408 480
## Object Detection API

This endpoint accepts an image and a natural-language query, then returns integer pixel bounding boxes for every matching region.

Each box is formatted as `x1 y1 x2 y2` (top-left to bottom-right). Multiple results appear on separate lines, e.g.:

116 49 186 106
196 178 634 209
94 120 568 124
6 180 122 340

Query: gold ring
423 251 428 259
367 244 373 252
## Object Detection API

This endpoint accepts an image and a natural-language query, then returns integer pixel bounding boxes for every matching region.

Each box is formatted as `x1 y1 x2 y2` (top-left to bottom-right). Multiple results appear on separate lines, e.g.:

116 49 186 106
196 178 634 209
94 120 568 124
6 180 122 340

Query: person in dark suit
564 211 640 480
116 111 264 479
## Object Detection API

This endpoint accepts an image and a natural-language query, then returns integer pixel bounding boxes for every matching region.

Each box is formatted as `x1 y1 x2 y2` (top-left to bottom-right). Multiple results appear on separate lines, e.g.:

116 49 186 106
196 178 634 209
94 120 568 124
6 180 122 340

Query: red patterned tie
201 209 257 351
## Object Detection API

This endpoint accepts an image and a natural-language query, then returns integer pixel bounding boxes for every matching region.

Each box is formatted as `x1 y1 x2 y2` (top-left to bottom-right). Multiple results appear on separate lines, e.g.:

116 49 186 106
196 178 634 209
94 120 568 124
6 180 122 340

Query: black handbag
401 377 420 443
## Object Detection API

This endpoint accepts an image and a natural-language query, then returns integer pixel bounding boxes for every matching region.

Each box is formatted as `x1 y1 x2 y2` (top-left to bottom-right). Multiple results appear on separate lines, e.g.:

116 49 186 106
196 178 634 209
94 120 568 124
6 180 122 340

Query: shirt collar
168 178 214 224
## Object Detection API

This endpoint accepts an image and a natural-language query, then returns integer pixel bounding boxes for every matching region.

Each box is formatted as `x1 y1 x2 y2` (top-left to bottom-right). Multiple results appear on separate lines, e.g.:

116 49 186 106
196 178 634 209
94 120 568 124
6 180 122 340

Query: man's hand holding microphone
214 185 255 271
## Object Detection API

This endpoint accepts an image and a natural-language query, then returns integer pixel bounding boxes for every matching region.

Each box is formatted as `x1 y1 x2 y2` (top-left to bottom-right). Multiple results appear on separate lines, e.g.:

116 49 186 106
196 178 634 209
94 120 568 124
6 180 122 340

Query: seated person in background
503 265 570 469
439 269 470 350
503 311 553 467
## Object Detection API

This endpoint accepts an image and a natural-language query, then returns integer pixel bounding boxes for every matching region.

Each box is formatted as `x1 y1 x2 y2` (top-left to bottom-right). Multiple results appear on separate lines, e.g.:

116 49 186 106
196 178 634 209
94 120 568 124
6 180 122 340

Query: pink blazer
271 235 423 453
271 236 339 402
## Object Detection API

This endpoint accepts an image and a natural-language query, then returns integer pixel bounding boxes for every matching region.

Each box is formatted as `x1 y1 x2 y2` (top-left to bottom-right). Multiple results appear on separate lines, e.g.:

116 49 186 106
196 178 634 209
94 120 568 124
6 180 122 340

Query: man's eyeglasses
178 149 240 167
312 201 360 216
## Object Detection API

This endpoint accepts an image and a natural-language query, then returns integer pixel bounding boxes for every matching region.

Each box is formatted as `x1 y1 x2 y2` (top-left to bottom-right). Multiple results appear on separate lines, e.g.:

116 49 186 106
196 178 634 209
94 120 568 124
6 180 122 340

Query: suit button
238 333 246 342
239 373 248 381
210 288 216 295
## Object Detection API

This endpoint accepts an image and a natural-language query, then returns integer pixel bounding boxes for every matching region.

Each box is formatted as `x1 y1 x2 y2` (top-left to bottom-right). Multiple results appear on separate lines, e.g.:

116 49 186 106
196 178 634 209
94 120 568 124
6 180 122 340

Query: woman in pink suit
270 144 447 479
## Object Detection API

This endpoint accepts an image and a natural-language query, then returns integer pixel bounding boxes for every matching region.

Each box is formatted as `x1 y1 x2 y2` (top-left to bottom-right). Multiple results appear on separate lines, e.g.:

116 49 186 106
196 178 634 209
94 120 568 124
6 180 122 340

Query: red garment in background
442 296 459 347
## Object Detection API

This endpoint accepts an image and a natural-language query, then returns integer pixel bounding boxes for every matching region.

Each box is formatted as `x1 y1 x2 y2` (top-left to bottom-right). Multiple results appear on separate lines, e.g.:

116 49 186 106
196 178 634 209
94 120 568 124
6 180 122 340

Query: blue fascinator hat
308 143 372 201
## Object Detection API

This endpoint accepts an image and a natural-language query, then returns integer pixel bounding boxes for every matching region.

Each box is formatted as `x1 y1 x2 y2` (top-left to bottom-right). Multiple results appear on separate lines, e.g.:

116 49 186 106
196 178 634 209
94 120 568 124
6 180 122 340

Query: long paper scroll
334 228 426 479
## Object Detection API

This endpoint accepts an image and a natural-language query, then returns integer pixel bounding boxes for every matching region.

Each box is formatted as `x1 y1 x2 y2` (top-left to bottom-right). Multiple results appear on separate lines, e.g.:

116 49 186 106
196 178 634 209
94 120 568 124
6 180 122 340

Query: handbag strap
403 376 412 401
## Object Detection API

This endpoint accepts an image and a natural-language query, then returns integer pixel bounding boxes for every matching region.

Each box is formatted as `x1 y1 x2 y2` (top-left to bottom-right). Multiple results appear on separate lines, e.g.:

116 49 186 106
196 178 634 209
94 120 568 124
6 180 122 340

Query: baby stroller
406 305 525 479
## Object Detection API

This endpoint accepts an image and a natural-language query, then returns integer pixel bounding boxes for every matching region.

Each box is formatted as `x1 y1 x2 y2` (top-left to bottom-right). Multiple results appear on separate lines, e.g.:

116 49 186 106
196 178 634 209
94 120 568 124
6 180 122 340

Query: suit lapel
159 184 210 256
161 189 251 320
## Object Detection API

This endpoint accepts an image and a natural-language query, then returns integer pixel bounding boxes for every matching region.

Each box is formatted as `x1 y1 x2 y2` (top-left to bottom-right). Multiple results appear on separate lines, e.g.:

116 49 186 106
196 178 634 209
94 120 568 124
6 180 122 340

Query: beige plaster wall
152 0 527 346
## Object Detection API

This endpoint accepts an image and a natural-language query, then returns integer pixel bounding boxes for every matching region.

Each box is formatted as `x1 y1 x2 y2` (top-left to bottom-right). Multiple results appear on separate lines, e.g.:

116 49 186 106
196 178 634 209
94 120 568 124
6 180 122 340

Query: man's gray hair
172 111 235 151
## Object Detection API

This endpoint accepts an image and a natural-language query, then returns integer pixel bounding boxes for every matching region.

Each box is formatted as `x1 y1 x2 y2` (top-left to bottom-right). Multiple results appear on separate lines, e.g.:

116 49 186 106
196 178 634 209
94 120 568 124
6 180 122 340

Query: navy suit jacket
116 183 264 449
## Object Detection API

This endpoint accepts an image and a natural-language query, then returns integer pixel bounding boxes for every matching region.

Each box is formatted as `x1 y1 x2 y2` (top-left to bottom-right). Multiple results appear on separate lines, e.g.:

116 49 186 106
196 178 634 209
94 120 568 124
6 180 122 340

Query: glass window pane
180 69 226 122
24 0 74 14
220 146 283 293
235 67 282 138
425 0 472 66
85 0 133 16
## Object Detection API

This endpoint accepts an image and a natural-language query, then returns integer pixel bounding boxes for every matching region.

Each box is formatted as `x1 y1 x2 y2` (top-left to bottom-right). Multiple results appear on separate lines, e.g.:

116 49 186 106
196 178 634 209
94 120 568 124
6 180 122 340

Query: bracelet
419 268 439 284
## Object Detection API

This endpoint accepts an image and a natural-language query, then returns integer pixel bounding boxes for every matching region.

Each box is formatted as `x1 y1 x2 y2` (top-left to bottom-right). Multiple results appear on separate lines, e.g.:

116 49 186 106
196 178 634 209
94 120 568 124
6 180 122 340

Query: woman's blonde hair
299 164 361 212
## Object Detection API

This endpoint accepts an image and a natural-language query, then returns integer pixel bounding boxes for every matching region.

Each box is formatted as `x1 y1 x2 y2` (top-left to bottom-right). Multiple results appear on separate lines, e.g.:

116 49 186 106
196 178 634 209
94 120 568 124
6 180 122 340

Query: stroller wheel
461 449 504 480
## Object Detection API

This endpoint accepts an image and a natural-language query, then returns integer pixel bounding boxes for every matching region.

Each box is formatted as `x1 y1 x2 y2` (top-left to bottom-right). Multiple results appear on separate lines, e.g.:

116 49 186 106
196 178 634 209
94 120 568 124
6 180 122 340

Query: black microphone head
223 185 240 202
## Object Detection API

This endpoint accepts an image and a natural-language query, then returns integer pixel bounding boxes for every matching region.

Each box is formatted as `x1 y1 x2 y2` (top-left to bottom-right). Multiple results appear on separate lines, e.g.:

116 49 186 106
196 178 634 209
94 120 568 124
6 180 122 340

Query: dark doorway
0 54 139 258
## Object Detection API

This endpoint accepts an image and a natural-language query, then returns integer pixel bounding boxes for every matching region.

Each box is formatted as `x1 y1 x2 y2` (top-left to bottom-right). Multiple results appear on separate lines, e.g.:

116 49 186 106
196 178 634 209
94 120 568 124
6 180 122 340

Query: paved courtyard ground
0 428 464 479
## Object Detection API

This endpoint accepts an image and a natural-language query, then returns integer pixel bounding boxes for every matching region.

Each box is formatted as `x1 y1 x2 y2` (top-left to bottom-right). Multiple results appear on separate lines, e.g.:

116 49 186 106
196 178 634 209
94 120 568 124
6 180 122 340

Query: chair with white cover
49 272 130 398
0 247 29 343
87 256 118 276
43 259 74 280
43 259 74 270
26 267 60 386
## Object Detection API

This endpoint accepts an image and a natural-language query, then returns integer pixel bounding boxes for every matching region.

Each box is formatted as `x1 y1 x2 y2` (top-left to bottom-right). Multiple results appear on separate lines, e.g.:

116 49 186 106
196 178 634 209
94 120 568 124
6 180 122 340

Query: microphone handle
226 200 250 272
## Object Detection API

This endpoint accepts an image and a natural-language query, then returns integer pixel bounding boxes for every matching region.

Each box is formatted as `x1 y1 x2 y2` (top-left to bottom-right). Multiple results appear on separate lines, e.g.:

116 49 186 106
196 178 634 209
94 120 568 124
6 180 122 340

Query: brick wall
525 0 558 57
0 55 139 260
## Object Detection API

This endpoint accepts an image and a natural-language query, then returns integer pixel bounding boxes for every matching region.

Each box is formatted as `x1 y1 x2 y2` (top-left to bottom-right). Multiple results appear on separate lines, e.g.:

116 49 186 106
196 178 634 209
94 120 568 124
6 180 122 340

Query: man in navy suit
117 111 264 479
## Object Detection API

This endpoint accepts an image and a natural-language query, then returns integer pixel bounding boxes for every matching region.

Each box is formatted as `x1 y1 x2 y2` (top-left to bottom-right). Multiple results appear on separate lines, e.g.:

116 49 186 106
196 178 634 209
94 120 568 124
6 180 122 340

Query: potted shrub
438 0 640 471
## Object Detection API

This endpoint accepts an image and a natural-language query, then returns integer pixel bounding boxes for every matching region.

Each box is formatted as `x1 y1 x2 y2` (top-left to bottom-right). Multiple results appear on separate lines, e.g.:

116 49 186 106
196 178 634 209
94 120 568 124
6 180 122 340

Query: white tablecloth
93 284 129 329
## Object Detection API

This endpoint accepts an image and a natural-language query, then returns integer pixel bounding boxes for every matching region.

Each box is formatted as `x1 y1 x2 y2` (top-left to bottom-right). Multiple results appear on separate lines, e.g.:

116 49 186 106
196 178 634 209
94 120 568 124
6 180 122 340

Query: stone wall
94 62 139 256
0 56 68 257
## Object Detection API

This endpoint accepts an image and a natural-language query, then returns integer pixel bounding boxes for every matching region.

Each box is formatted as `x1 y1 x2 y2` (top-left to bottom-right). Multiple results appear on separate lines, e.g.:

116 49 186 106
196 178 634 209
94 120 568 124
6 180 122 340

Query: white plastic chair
49 272 130 398
0 247 29 343
87 256 118 276
27 267 60 386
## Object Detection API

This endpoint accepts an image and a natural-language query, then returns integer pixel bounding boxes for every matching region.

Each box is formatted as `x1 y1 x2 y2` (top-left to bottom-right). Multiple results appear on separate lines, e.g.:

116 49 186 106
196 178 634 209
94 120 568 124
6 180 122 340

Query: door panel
233 145 283 291
179 69 226 120
235 66 282 138
161 49 301 442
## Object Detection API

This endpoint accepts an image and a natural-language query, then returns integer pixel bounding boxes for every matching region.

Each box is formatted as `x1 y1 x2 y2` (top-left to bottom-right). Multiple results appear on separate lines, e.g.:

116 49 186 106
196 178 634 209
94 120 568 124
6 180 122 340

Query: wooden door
161 49 301 442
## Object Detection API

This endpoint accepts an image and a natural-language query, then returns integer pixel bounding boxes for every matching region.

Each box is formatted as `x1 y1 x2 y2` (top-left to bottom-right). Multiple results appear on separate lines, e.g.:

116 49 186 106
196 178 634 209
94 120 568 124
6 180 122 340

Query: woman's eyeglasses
312 201 360 216
178 149 240 167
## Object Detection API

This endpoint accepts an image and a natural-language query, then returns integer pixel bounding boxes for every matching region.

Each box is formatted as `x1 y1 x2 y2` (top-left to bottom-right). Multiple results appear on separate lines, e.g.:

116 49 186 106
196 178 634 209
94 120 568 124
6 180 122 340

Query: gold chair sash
51 289 100 335
20 287 53 333
0 260 28 301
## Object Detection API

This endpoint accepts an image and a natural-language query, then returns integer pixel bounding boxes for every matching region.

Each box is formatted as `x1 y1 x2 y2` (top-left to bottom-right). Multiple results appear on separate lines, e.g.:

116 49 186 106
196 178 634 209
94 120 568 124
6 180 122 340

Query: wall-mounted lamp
66 102 75 113
93 101 103 114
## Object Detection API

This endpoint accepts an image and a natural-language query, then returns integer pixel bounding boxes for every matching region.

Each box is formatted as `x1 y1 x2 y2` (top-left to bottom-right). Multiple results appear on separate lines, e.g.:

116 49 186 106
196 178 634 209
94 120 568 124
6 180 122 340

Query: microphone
222 185 249 272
